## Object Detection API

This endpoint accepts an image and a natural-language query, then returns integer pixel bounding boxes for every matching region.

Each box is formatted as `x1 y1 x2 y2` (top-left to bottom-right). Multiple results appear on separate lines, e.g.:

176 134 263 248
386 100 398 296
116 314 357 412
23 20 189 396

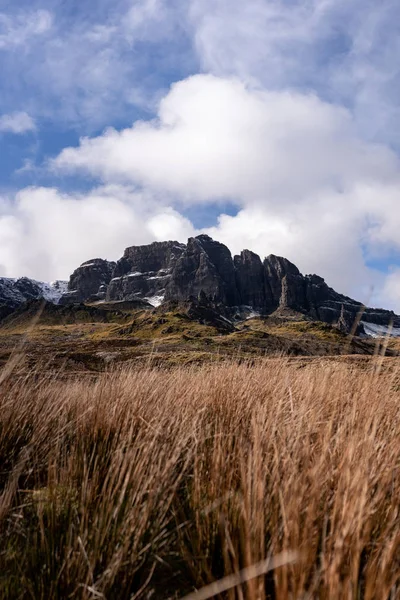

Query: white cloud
54 75 399 200
0 9 52 49
0 185 194 281
0 112 36 134
381 269 400 312
189 0 400 146
51 74 400 309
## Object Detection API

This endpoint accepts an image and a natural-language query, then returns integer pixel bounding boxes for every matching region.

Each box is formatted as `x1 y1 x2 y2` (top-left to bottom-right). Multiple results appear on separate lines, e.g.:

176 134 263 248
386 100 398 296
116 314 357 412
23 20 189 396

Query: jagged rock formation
263 254 306 310
56 234 400 333
165 235 239 305
234 250 267 309
107 241 185 304
60 258 115 304
3 235 399 335
183 293 235 333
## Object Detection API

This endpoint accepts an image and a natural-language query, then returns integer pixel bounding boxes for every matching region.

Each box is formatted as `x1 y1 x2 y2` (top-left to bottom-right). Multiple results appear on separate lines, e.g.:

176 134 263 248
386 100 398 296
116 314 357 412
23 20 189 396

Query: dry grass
1 357 400 599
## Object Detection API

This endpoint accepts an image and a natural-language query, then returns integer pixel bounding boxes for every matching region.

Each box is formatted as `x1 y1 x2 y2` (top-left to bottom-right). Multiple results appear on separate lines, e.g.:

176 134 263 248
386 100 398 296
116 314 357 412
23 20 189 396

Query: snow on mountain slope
0 277 68 307
362 322 400 338
36 280 68 304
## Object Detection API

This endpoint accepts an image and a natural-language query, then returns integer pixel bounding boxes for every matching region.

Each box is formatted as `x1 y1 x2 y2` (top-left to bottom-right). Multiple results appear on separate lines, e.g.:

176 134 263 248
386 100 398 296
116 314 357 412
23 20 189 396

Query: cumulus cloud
0 185 194 281
51 74 400 309
189 0 400 146
0 112 36 134
381 269 400 311
54 75 400 200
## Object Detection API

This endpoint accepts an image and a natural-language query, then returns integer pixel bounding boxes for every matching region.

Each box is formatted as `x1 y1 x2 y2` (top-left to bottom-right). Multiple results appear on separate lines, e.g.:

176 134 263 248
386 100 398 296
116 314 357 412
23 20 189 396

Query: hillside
0 297 395 373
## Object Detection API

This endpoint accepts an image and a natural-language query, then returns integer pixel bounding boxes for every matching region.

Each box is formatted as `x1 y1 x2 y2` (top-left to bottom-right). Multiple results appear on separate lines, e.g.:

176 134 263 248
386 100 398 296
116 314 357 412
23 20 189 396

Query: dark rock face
166 235 239 305
114 241 185 277
304 274 358 323
48 234 400 334
234 250 268 309
302 274 400 329
0 277 41 320
362 310 400 327
263 255 306 310
186 293 235 333
107 241 185 303
60 259 115 305
334 304 365 336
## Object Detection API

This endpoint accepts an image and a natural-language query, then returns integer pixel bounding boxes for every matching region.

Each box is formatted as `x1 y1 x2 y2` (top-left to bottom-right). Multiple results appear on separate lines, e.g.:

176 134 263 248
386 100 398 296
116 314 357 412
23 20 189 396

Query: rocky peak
165 235 239 305
60 258 115 304
113 241 185 278
0 277 67 320
264 254 301 277
263 255 305 309
107 241 186 306
7 234 399 336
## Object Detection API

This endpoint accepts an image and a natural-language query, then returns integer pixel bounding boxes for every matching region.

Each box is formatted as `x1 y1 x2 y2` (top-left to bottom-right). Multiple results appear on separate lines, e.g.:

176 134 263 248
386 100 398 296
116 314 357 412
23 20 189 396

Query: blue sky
1 0 400 311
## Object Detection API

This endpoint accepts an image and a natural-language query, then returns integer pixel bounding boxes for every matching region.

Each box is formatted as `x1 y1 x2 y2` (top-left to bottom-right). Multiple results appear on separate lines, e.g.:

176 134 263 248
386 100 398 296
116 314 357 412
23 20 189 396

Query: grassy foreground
1 358 400 599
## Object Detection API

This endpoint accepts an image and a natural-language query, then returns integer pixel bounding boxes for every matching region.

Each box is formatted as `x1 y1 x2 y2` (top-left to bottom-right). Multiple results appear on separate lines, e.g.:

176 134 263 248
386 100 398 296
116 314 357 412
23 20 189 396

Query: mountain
58 234 399 335
0 278 67 321
2 235 399 336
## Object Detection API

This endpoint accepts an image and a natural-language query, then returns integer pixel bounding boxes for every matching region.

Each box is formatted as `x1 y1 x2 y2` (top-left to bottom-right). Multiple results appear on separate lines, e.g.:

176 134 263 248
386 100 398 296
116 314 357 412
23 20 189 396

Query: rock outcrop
234 250 268 309
60 259 116 304
57 235 400 333
165 235 239 305
263 255 306 310
5 235 399 335
107 241 185 304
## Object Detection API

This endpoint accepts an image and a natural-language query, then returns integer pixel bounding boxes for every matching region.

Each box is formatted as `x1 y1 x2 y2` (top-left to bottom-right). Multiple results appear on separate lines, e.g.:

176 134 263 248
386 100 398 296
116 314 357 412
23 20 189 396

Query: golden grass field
1 353 400 599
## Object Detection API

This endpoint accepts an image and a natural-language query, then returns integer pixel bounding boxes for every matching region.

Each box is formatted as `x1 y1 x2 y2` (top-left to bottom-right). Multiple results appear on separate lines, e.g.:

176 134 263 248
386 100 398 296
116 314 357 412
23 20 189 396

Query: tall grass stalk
0 358 400 598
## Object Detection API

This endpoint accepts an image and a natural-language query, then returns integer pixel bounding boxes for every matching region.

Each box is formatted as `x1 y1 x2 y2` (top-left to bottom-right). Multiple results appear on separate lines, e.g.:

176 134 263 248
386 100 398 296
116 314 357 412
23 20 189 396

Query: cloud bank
51 75 400 308
0 185 194 281
0 1 400 312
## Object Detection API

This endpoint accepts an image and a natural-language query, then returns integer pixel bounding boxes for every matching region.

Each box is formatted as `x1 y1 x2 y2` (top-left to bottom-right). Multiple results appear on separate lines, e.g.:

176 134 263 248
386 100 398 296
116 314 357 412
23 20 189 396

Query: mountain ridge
1 235 399 336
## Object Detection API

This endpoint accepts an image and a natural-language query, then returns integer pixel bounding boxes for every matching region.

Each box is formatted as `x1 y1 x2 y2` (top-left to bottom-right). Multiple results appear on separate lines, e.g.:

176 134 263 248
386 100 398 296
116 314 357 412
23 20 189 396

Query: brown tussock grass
0 357 400 599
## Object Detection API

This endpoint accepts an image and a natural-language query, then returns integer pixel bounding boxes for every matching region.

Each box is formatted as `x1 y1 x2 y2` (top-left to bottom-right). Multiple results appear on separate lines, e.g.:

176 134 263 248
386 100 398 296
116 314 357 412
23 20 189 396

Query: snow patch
145 295 165 307
246 310 261 320
35 280 68 304
0 278 68 305
362 322 400 338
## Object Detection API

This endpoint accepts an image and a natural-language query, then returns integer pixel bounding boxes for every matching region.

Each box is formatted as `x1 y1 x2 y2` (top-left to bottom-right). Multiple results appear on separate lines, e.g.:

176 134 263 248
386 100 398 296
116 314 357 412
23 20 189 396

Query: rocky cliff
107 241 185 304
58 234 400 332
59 258 115 305
3 235 399 335
165 235 239 305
